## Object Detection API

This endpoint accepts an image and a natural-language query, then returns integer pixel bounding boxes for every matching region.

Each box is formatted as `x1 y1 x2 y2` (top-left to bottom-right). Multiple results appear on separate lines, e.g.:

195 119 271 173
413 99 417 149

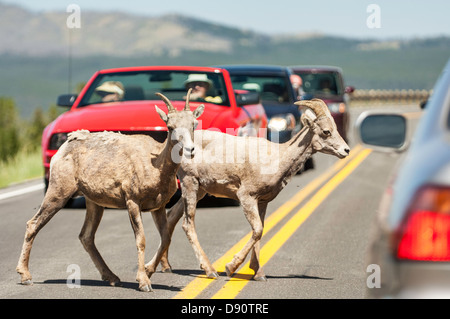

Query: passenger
184 74 222 103
95 81 125 102
319 78 334 94
242 83 261 92
290 74 304 100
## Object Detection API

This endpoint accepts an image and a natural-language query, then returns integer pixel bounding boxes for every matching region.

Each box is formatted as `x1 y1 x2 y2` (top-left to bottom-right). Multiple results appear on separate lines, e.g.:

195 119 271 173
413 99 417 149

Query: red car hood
52 100 219 133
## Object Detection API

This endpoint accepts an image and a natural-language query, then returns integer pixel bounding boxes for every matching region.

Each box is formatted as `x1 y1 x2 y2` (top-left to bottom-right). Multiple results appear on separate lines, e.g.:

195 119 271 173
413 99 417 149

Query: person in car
290 74 304 100
184 74 222 103
95 81 125 102
319 78 335 95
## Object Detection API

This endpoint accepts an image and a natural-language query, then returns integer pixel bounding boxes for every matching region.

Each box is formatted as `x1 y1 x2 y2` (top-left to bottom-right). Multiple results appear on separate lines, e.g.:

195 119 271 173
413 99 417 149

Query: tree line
0 96 59 163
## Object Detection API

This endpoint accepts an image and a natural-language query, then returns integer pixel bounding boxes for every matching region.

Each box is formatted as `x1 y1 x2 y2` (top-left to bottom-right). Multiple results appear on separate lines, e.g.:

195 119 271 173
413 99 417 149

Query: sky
2 0 450 39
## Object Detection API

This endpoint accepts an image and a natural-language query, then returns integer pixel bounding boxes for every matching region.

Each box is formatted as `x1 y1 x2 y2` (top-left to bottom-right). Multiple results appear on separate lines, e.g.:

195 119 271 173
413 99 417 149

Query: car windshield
79 70 230 107
229 74 292 103
294 71 344 96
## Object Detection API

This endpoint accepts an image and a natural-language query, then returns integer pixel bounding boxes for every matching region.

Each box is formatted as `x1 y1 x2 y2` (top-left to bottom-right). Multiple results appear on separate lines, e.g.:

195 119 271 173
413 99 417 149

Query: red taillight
396 185 450 261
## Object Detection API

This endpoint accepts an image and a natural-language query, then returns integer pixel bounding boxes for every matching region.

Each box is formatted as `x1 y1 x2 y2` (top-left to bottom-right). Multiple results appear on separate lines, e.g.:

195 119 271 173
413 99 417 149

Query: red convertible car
43 66 267 189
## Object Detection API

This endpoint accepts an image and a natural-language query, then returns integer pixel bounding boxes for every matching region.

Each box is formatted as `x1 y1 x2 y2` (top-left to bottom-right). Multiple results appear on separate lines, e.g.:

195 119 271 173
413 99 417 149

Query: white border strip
0 183 44 201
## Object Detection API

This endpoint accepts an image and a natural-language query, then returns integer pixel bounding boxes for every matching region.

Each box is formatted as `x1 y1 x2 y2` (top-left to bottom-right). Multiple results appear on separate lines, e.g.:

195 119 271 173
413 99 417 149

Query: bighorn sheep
16 90 204 292
160 99 350 281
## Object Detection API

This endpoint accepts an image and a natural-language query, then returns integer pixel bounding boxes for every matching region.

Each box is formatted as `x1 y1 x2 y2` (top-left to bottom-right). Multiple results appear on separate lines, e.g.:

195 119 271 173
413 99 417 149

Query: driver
184 74 222 103
95 81 125 102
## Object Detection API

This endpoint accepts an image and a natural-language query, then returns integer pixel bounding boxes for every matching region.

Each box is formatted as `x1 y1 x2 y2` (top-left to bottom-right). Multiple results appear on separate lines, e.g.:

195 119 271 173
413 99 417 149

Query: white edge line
0 183 45 201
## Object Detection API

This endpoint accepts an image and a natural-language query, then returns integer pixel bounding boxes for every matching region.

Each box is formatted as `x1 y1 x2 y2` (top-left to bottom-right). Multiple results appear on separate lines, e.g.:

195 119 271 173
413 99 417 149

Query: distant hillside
0 2 449 117
0 3 268 57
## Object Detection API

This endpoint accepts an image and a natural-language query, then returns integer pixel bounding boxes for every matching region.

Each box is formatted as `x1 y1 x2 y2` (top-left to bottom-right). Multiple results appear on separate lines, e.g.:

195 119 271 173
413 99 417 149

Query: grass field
0 149 43 188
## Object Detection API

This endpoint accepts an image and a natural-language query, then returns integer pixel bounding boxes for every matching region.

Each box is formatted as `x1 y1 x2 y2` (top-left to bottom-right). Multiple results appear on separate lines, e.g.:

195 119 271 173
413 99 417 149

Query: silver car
357 58 450 298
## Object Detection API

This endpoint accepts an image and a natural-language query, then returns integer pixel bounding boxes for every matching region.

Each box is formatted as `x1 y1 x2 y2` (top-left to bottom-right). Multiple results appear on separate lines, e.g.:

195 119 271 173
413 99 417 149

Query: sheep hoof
110 281 122 287
225 264 234 277
139 284 153 292
103 274 121 286
161 267 172 273
254 275 267 282
207 272 219 279
21 279 33 286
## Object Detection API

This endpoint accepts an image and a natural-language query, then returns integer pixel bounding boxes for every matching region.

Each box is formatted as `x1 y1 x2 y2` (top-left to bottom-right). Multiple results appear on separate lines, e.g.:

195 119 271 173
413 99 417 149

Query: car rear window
293 71 344 96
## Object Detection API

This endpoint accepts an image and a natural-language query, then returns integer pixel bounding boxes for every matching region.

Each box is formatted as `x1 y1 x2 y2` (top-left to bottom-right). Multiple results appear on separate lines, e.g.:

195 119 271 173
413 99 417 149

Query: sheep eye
323 130 331 136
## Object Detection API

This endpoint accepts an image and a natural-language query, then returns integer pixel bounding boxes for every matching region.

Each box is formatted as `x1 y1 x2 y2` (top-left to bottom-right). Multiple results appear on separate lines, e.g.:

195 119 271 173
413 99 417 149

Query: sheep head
295 98 349 159
154 89 205 159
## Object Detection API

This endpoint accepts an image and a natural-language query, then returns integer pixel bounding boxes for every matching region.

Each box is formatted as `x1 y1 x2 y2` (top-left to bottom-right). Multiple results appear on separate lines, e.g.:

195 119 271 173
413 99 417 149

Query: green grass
0 149 43 188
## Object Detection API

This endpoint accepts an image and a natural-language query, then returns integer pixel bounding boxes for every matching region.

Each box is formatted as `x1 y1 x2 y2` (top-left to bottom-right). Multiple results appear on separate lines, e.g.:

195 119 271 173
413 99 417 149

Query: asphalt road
0 104 421 301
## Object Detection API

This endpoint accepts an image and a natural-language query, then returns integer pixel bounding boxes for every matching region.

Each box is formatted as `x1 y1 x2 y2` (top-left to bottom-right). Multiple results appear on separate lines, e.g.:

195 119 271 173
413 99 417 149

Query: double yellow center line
174 144 372 299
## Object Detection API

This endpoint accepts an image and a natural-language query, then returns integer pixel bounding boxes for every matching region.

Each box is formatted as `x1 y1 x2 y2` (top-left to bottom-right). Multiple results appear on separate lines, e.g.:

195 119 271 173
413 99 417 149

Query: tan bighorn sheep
16 90 204 292
160 98 349 281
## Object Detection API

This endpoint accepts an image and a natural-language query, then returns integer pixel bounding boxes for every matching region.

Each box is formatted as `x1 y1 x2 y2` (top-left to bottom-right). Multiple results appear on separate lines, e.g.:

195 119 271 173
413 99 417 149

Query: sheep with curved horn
16 91 204 292
160 98 349 281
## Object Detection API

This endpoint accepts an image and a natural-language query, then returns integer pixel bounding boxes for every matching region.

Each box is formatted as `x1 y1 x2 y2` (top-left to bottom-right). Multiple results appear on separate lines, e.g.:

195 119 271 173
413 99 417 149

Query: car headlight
49 133 68 150
268 114 295 131
328 103 346 113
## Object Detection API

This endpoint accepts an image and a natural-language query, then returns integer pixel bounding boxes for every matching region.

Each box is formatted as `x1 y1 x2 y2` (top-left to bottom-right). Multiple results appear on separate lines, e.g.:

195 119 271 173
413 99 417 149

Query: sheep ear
300 107 317 127
155 105 168 123
193 104 205 119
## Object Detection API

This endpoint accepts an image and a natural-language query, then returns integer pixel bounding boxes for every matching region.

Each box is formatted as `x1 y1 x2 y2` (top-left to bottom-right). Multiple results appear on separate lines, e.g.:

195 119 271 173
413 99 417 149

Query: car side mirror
57 94 78 107
355 112 408 152
235 90 260 106
420 99 428 109
345 86 355 94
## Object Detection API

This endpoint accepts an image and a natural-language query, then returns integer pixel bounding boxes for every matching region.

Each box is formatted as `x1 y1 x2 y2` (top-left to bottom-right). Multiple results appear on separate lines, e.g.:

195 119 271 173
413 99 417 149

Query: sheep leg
249 202 268 281
145 206 171 277
79 199 120 286
159 198 185 273
127 199 152 292
181 185 217 278
16 191 71 285
225 195 262 277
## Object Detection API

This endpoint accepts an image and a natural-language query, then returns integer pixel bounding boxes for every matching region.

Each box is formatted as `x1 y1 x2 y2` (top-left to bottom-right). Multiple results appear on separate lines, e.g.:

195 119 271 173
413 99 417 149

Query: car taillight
396 185 450 261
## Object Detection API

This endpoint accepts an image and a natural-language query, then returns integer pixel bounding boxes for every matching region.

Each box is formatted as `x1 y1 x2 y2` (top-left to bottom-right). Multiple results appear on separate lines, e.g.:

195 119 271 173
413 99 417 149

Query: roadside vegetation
0 97 60 188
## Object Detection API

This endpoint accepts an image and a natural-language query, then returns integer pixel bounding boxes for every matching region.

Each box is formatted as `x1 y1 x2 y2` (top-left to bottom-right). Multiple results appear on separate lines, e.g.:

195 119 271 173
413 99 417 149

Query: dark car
290 65 354 142
217 65 301 143
357 58 450 298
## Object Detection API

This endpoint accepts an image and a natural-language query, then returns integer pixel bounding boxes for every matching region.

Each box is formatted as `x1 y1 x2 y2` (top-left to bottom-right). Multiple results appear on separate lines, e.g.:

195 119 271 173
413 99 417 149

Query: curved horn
155 92 176 113
295 99 328 118
185 88 193 111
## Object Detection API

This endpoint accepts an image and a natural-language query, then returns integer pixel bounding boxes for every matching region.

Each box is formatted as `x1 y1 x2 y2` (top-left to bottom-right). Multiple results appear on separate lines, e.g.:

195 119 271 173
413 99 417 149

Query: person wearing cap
184 74 222 103
95 81 125 102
